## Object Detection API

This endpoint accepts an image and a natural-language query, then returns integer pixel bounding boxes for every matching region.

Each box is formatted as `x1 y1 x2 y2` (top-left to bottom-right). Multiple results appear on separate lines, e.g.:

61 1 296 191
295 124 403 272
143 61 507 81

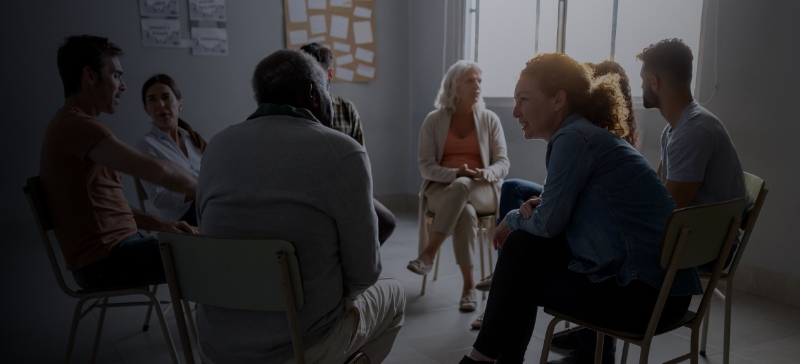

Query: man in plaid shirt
301 43 396 244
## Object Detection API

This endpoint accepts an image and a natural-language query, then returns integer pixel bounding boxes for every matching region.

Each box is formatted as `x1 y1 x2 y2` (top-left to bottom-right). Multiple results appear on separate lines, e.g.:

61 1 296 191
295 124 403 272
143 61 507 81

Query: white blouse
135 124 202 222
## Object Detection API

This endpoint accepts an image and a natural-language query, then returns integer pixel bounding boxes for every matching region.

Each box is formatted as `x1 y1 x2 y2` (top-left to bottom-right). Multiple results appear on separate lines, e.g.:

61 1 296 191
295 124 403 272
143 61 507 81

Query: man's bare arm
131 208 198 234
665 179 703 209
87 136 197 198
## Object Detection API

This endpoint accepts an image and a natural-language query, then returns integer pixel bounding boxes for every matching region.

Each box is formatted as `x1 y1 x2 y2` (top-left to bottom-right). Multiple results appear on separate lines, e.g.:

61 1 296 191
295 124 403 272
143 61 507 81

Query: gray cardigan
417 108 510 254
195 104 381 364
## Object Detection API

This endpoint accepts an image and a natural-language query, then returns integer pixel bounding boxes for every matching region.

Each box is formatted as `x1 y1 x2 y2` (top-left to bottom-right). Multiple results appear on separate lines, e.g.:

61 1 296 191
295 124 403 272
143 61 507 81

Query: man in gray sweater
195 49 405 364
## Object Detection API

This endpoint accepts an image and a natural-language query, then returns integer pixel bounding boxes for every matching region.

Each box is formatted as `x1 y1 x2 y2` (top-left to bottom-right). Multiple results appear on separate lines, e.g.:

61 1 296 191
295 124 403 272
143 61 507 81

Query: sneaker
551 331 581 351
475 274 493 291
470 313 484 330
460 293 478 312
407 259 432 275
547 349 614 364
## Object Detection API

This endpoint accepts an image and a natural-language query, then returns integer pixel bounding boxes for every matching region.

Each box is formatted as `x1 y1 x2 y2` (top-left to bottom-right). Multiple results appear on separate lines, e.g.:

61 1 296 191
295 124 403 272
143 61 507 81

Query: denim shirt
506 114 702 296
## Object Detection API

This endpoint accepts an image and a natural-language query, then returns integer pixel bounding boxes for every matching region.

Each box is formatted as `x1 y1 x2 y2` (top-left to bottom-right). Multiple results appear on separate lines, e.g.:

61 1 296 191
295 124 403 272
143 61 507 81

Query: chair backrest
23 176 77 297
644 198 744 340
158 231 305 311
659 198 747 269
133 177 148 212
727 172 768 275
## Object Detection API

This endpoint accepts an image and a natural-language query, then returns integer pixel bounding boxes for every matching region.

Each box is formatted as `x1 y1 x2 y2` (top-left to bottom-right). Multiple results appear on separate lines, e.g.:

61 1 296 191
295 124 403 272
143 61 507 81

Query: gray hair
251 49 329 105
434 60 485 113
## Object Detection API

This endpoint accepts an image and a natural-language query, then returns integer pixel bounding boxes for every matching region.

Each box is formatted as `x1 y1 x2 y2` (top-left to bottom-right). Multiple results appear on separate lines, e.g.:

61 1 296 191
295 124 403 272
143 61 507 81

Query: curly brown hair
521 53 630 141
588 60 638 147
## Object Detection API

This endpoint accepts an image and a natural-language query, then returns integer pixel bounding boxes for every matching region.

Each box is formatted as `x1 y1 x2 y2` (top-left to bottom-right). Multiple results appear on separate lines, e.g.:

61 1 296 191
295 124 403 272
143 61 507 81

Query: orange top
441 127 483 170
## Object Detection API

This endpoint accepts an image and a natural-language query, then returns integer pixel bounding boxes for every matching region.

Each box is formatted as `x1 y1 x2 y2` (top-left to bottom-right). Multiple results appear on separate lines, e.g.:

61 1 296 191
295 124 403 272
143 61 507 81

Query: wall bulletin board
283 0 376 82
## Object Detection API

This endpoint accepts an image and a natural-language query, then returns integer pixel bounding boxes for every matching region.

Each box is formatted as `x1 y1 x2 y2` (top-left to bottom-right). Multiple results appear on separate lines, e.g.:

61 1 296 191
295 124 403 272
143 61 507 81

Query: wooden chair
420 210 497 299
23 176 179 364
539 198 746 364
698 172 768 364
158 232 370 364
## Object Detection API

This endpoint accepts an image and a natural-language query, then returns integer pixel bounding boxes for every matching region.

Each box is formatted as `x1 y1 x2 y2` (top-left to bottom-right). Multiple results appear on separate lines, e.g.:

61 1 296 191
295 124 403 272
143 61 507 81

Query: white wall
0 0 410 220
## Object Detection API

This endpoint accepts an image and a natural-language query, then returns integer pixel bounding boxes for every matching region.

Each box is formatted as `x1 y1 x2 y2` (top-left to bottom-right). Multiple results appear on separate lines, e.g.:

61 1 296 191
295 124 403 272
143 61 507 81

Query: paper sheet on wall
141 18 183 47
140 0 179 17
330 0 352 8
189 0 227 21
330 15 349 39
336 54 354 66
333 42 351 52
287 0 307 23
354 47 374 63
353 6 372 19
309 14 327 35
308 0 327 10
356 64 375 79
289 30 309 45
352 21 373 45
336 67 355 81
191 27 228 55
309 35 326 43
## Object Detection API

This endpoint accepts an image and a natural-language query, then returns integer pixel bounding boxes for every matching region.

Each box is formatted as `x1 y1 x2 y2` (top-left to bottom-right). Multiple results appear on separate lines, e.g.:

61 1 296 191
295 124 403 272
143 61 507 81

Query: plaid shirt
331 94 365 147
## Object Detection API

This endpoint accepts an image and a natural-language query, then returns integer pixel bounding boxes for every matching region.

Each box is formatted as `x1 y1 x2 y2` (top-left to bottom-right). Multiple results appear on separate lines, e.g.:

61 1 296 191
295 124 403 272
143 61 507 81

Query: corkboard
284 0 376 82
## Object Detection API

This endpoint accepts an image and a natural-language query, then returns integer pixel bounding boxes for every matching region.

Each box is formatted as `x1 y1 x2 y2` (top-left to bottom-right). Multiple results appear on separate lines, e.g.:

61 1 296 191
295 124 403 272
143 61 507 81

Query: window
466 0 704 99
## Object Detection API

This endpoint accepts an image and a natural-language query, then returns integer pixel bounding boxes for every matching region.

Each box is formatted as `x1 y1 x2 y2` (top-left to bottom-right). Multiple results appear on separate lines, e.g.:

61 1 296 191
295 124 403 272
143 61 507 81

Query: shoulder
55 108 108 131
476 108 501 124
134 131 159 154
333 94 357 110
423 109 448 126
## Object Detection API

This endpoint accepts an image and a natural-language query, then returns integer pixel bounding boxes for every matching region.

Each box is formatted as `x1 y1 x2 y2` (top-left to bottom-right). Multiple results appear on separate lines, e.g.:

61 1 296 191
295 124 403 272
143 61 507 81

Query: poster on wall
283 0 376 82
141 18 183 47
139 0 179 17
191 27 228 56
189 0 227 21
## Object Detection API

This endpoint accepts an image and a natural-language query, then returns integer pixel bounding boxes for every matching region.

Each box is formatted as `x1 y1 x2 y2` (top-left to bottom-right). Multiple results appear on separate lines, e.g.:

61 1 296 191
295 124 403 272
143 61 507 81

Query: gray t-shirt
195 104 381 364
660 101 746 206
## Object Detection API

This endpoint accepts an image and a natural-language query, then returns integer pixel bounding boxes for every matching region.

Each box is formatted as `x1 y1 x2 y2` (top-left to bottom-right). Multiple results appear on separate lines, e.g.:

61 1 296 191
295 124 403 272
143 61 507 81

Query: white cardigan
417 108 510 254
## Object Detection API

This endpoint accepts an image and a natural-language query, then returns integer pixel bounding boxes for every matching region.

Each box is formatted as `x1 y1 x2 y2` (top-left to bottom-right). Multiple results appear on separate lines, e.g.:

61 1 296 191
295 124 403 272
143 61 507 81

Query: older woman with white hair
408 60 509 311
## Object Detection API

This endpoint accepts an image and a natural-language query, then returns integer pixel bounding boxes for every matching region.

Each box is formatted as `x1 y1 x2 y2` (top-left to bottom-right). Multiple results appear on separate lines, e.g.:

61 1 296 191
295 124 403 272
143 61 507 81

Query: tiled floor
3 213 800 363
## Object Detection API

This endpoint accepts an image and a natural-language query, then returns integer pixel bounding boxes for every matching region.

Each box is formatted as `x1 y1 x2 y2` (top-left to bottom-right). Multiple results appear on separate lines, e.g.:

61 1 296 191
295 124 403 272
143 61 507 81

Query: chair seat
543 308 697 341
698 271 729 278
425 211 495 219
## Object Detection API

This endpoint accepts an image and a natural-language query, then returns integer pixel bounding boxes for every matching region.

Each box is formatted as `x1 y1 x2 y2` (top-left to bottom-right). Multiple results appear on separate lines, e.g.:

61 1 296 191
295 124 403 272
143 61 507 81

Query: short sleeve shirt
660 101 746 206
39 107 137 270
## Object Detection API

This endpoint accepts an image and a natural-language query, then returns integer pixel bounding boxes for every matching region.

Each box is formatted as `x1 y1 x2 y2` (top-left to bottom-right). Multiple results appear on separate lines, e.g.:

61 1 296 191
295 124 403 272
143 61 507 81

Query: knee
501 179 523 195
448 177 472 195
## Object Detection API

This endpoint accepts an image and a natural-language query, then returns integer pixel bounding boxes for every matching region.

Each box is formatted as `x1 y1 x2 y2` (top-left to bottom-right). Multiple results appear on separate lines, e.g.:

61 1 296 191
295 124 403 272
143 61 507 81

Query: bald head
251 49 333 125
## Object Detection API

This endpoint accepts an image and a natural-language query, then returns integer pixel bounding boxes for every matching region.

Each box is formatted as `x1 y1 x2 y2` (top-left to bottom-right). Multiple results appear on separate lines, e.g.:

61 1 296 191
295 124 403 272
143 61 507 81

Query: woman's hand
476 168 498 183
520 197 542 219
170 221 199 234
493 218 512 250
457 164 481 179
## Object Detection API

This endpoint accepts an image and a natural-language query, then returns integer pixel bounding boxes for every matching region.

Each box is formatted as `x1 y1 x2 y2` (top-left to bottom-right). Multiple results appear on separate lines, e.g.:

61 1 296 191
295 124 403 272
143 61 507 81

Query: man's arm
131 208 198 233
665 180 702 209
87 136 197 199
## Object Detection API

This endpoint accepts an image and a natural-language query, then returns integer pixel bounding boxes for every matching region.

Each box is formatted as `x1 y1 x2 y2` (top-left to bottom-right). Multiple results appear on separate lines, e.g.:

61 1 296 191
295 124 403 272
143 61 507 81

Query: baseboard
733 263 800 309
374 194 417 214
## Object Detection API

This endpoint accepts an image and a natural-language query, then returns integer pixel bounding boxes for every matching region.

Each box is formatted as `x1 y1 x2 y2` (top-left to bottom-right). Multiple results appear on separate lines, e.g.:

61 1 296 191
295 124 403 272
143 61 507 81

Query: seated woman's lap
476 230 691 361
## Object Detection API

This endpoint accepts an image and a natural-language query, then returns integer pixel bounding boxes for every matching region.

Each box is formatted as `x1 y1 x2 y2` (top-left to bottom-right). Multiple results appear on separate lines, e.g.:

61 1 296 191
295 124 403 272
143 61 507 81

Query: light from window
472 0 703 98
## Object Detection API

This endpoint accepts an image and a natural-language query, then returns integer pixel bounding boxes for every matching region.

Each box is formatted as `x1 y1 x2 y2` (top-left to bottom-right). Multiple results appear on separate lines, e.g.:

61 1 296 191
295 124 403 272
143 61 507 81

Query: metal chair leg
723 281 732 364
90 298 108 364
143 285 158 331
65 297 89 364
420 273 428 295
700 304 710 356
146 291 180 363
478 220 486 300
433 249 441 281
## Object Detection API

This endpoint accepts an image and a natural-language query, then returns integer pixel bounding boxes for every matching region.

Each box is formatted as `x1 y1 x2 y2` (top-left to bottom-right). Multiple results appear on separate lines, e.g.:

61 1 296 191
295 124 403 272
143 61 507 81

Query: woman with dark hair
135 74 206 226
459 53 700 364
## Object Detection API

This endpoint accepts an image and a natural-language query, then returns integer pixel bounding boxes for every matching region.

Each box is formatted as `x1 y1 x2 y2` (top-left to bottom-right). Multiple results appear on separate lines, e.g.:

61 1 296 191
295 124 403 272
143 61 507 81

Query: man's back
195 104 381 364
660 101 746 205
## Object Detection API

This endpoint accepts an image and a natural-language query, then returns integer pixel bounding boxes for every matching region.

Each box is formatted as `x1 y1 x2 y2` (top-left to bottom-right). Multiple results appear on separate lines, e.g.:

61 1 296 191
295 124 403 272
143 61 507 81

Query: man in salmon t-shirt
40 35 199 290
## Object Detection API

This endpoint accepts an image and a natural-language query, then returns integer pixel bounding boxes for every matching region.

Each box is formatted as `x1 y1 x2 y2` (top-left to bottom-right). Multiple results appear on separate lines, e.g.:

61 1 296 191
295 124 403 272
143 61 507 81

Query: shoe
407 259 432 275
460 294 478 312
475 274 493 292
547 349 614 364
470 313 484 330
551 331 581 351
458 355 495 363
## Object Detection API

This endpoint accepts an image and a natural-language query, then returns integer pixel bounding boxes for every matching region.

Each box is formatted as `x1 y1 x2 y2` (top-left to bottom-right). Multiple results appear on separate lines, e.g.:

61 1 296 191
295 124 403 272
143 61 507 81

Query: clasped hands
456 164 498 183
492 197 541 250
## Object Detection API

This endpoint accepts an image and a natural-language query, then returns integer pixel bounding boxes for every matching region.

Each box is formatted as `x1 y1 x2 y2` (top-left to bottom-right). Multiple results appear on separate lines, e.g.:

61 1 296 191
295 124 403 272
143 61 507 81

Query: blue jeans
497 179 544 226
72 233 166 290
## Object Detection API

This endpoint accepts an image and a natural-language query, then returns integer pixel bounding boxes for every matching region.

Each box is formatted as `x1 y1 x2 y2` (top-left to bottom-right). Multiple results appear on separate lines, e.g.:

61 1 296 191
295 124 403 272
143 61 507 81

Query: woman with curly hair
459 53 700 364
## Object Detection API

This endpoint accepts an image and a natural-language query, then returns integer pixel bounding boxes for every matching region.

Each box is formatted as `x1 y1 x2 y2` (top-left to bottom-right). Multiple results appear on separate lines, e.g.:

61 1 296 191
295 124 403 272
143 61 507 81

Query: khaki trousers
424 177 496 266
282 278 405 364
